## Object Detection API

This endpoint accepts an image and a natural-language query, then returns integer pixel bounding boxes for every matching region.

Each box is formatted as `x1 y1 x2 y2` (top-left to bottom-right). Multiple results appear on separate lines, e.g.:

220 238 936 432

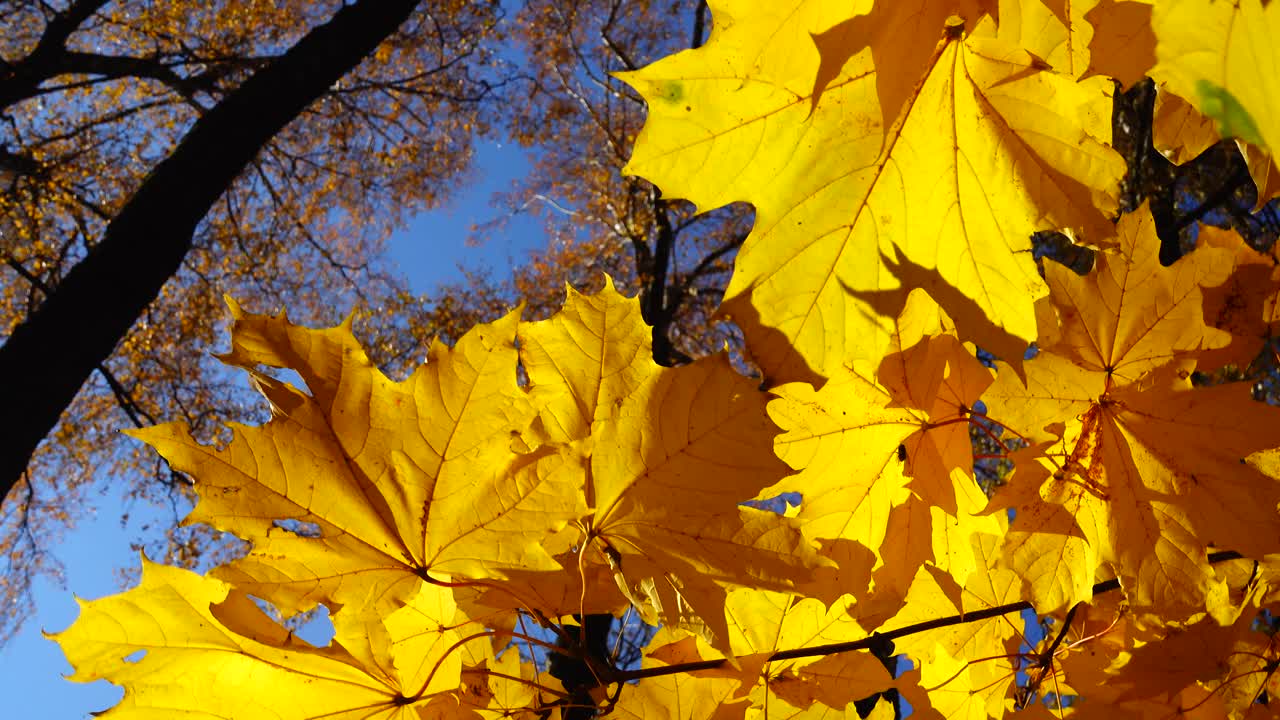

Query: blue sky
0 140 547 718
387 142 544 292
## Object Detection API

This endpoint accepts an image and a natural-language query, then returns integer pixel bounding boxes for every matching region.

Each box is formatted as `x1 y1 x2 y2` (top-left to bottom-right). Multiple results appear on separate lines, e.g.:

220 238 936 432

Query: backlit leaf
622 2 1124 383
129 303 586 619
1153 0 1280 151
52 559 462 718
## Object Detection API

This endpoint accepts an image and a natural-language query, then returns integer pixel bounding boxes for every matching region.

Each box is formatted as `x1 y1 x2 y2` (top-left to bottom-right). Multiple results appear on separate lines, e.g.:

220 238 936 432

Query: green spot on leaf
652 79 684 104
1195 79 1265 149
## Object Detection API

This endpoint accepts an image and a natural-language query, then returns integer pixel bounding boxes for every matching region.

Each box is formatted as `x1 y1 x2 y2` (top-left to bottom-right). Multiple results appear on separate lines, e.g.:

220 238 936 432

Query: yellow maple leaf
912 648 1013 720
1238 139 1280 211
769 334 987 527
983 0 1115 80
602 505 827 652
1107 613 1247 703
128 301 587 619
721 588 893 714
586 350 791 521
1196 224 1280 370
983 443 1099 613
971 0 1151 90
518 277 653 443
880 536 1022 717
808 0 996 127
978 0 1071 72
768 369 916 547
1150 85 1280 211
1082 0 1155 89
885 535 1023 661
52 558 463 718
767 293 1001 607
1048 595 1272 716
621 1 1124 383
1034 203 1232 382
1153 0 1280 152
986 208 1280 617
1152 85 1222 165
612 629 750 720
455 645 542 720
512 286 827 645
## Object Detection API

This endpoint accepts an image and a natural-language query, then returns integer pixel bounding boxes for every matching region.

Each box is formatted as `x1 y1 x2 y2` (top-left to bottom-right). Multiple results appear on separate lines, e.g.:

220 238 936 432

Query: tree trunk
0 0 422 503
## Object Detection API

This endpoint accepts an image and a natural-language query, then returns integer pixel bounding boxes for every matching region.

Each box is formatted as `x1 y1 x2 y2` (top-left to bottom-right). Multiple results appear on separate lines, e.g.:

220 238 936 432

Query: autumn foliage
54 1 1280 718
0 0 499 639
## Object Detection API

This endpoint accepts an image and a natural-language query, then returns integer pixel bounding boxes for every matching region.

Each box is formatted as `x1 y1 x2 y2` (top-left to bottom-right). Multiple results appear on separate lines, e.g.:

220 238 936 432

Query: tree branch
1174 163 1253 232
0 0 423 504
612 550 1245 683
644 191 684 366
55 51 227 105
690 1 709 49
0 0 112 110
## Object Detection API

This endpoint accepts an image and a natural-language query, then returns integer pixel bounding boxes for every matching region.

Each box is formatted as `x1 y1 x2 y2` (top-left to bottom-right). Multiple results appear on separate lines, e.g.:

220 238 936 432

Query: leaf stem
414 629 562 699
422 571 574 647
462 668 568 698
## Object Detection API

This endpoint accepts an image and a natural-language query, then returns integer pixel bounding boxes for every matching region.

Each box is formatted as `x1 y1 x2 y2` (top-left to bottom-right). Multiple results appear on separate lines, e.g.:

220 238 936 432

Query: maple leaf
882 536 1023 718
512 283 828 647
621 1 1124 383
808 0 996 126
986 0 1148 82
1148 85 1280 211
1152 85 1224 165
52 558 465 717
973 0 1071 77
455 644 542 720
1153 0 1280 152
1195 225 1280 370
1032 202 1232 381
127 300 587 620
1106 613 1249 703
600 505 827 652
983 443 1100 614
986 206 1280 616
1238 140 1280 210
1045 592 1273 716
723 588 893 714
885 535 1022 661
518 278 654 444
48 4 1280 718
1082 0 1155 89
612 630 750 720
766 292 1002 608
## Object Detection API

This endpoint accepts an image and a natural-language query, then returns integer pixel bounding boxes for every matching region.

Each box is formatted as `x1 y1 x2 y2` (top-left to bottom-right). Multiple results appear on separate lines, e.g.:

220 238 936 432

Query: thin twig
613 550 1245 682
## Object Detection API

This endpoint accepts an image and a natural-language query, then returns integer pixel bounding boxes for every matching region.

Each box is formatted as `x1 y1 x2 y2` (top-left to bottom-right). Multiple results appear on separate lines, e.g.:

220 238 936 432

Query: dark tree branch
663 231 742 313
0 0 112 110
685 233 744 282
644 192 683 366
0 0 423 505
690 1 709 49
548 614 615 720
0 146 45 180
55 51 227 103
612 550 1246 684
7 259 156 431
97 363 158 430
1174 163 1253 232
1113 80 1182 265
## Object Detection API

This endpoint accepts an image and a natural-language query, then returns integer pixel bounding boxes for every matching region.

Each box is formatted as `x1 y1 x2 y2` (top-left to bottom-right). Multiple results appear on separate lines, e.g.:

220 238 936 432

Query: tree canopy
0 0 499 641
45 0 1280 718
